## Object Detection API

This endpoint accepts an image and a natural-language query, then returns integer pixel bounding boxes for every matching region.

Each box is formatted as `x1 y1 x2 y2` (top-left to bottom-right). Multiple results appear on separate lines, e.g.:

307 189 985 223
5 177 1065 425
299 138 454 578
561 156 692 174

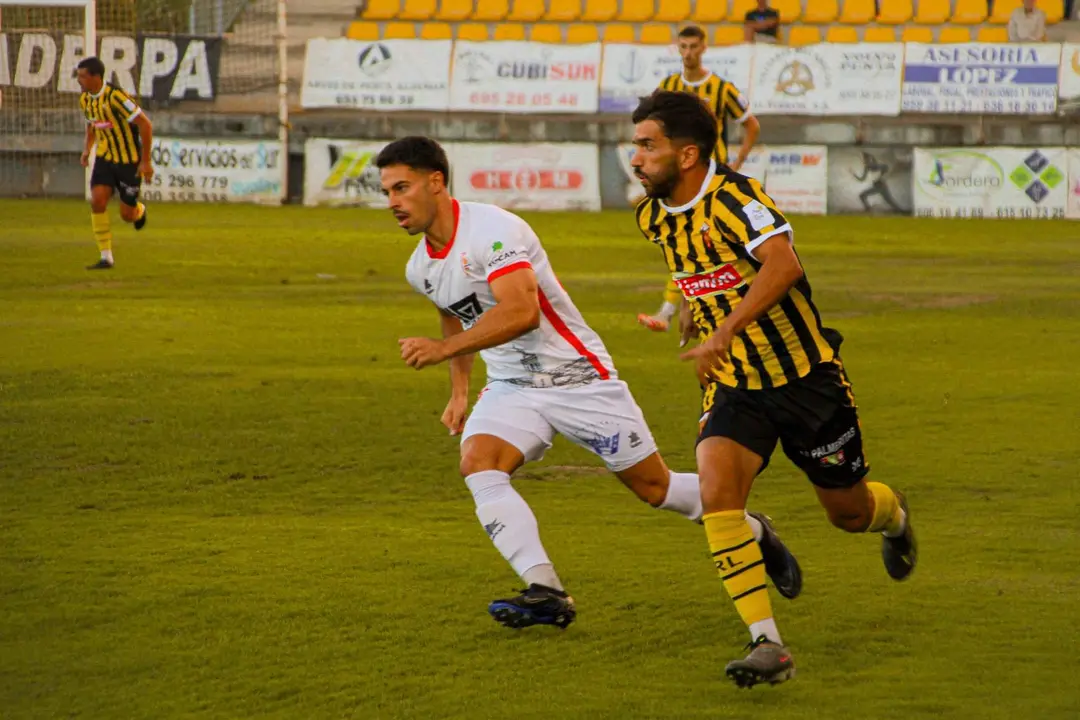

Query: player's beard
636 159 679 200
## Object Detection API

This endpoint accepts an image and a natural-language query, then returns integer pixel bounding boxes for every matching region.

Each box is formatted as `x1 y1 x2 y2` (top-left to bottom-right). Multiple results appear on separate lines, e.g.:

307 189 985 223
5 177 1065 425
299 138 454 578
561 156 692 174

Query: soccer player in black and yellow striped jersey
638 25 761 335
77 56 153 270
630 90 917 688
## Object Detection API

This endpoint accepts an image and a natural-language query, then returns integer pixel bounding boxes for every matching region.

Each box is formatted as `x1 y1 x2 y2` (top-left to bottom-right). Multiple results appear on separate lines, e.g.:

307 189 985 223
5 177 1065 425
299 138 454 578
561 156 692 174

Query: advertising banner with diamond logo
913 147 1068 219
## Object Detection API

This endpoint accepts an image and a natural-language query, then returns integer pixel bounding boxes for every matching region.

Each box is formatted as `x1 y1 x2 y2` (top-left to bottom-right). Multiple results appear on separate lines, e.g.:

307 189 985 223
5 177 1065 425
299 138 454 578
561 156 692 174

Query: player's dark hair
77 56 106 77
677 25 706 41
631 90 718 168
375 136 451 185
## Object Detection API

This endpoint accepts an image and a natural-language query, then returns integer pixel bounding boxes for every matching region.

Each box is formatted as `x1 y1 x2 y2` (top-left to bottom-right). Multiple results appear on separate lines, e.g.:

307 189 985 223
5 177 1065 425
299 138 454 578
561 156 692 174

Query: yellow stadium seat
493 22 527 39
435 0 472 21
914 0 949 23
937 26 971 42
1041 0 1065 23
950 0 987 24
731 0 756 22
507 0 545 21
399 0 437 20
545 0 582 20
877 0 913 24
457 22 489 39
900 25 933 41
689 0 727 23
654 0 690 22
839 0 876 23
825 25 859 42
384 22 417 37
988 0 1020 23
567 23 600 41
772 0 802 22
530 23 563 41
473 0 509 20
862 26 897 41
787 26 821 45
360 0 400 20
803 0 838 22
976 25 1009 40
620 0 657 22
713 24 744 44
603 23 637 42
582 0 618 21
640 23 674 43
420 21 454 37
346 21 380 39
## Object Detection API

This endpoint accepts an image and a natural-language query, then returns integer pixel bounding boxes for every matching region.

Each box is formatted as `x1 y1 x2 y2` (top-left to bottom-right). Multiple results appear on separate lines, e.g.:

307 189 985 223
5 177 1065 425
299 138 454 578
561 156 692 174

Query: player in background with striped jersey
380 137 801 630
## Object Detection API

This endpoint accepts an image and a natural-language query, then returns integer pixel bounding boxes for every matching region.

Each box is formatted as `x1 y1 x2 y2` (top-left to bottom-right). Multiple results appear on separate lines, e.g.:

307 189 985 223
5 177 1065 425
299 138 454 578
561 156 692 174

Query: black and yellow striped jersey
635 163 840 391
79 84 143 164
657 72 750 165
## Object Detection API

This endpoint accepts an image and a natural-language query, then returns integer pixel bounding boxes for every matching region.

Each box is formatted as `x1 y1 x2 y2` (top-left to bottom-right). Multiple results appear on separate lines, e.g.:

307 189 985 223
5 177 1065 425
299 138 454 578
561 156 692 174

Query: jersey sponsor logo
674 264 745 298
445 293 483 323
743 199 775 231
487 249 522 268
92 120 114 129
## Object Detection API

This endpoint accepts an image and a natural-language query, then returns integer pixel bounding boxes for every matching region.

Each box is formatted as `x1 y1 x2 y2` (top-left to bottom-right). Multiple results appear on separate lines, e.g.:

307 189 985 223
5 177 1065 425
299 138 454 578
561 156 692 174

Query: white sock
465 470 563 591
749 618 782 645
883 507 907 538
101 249 114 263
656 300 678 321
658 471 703 522
744 512 765 542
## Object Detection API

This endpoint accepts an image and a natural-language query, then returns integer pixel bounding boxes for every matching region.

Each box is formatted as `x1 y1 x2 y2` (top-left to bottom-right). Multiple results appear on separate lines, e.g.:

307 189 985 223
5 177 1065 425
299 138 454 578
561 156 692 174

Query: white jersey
405 200 616 388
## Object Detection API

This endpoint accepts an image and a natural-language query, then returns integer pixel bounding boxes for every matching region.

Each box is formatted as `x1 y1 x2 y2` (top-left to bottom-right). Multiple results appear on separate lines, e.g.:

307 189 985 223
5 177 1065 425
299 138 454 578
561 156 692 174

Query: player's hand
728 158 744 173
680 326 734 385
441 394 468 436
678 301 698 348
80 152 90 168
138 159 154 182
398 336 448 370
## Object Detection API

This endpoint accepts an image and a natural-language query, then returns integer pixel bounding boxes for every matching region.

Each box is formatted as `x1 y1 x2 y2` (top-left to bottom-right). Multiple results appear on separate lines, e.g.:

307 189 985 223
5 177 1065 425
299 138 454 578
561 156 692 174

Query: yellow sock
867 481 904 535
704 510 774 629
91 212 112 259
662 279 682 307
134 202 145 221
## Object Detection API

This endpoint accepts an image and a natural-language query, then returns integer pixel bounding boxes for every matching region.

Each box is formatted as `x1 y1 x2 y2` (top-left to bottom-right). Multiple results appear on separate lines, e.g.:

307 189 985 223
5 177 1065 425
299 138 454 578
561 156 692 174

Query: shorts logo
484 519 505 539
808 426 858 459
584 432 620 456
628 431 642 449
820 450 846 467
674 264 744 298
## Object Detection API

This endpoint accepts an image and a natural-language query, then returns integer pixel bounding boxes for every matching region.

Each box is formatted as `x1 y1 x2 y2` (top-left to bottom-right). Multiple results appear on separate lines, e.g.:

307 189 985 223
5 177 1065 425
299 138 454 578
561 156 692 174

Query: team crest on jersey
445 293 483 324
699 221 713 249
460 252 471 272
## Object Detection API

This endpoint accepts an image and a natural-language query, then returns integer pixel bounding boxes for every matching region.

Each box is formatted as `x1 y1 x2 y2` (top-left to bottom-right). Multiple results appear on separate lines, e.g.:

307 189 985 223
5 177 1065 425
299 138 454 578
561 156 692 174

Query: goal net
0 0 284 199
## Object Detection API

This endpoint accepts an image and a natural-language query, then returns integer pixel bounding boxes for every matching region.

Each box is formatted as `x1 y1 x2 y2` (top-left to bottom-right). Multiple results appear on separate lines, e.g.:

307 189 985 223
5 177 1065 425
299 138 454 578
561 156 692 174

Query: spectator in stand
1007 0 1048 41
744 0 782 44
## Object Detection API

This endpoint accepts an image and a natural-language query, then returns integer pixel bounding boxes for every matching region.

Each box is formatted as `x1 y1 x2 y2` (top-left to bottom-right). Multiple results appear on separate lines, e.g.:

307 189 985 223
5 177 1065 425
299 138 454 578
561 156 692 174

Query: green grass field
2 200 1078 719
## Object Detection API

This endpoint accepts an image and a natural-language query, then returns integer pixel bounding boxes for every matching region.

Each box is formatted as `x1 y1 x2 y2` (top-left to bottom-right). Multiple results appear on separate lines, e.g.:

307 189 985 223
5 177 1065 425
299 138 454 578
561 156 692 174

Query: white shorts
461 379 659 473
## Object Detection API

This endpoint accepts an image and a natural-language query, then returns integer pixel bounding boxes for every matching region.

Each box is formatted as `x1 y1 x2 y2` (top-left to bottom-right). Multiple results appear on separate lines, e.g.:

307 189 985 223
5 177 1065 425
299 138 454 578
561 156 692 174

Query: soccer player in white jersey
379 137 802 629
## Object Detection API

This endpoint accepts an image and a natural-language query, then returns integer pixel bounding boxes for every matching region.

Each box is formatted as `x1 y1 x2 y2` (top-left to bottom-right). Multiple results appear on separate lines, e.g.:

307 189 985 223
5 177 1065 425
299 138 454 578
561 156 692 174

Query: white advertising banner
902 43 1060 114
599 44 754 114
1058 43 1080 111
1068 149 1080 220
449 41 601 113
750 44 903 116
140 138 283 204
913 147 1068 219
301 38 451 110
729 145 828 215
303 138 392 207
450 143 601 211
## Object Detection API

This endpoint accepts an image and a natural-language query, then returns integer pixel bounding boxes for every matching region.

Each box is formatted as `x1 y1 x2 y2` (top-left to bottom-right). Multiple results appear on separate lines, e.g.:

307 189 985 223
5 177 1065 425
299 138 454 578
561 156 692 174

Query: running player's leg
87 164 114 269
460 384 575 629
637 280 682 332
115 164 146 230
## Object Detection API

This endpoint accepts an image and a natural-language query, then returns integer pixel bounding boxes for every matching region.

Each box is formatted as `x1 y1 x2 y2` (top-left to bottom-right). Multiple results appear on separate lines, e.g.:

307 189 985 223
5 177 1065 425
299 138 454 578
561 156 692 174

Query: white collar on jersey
680 70 713 88
659 159 717 214
89 84 107 98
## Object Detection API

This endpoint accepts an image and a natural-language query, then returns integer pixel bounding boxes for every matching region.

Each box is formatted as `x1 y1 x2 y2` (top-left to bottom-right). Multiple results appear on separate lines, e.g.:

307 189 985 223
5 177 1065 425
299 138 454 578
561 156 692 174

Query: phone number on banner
142 173 236 203
467 91 582 109
916 205 1066 219
902 93 1057 114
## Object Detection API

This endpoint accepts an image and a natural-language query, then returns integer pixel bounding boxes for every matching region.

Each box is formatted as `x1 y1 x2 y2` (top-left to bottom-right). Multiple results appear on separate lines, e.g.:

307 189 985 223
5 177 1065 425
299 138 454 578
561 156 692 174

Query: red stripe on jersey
537 289 610 380
425 198 460 259
486 260 532 283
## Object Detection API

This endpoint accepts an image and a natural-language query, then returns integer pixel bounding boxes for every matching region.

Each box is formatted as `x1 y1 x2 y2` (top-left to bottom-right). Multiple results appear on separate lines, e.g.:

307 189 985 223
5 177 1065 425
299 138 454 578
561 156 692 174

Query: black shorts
90 160 141 207
698 360 870 489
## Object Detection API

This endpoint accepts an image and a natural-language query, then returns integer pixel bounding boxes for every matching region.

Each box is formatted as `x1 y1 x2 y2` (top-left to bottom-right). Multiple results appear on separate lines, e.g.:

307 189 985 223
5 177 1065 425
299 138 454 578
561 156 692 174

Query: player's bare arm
730 114 760 173
398 267 540 370
132 112 154 181
80 124 94 167
681 233 802 382
439 310 474 435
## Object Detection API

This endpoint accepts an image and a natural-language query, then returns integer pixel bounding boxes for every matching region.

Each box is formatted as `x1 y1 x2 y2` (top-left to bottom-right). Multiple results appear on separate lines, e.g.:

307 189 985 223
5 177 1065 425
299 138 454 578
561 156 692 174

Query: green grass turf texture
1 200 1078 719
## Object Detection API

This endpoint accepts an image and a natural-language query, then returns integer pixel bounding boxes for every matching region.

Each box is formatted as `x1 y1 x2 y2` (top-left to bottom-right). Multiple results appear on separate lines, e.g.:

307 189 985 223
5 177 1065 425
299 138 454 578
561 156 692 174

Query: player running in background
77 57 152 270
379 136 801 631
638 25 761 335
630 91 917 688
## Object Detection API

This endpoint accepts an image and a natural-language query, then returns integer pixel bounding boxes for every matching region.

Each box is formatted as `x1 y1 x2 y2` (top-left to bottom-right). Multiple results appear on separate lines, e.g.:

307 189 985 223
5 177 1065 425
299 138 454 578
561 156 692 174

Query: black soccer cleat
86 259 114 270
749 512 803 600
725 635 796 689
134 206 147 231
488 584 576 630
882 491 917 581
